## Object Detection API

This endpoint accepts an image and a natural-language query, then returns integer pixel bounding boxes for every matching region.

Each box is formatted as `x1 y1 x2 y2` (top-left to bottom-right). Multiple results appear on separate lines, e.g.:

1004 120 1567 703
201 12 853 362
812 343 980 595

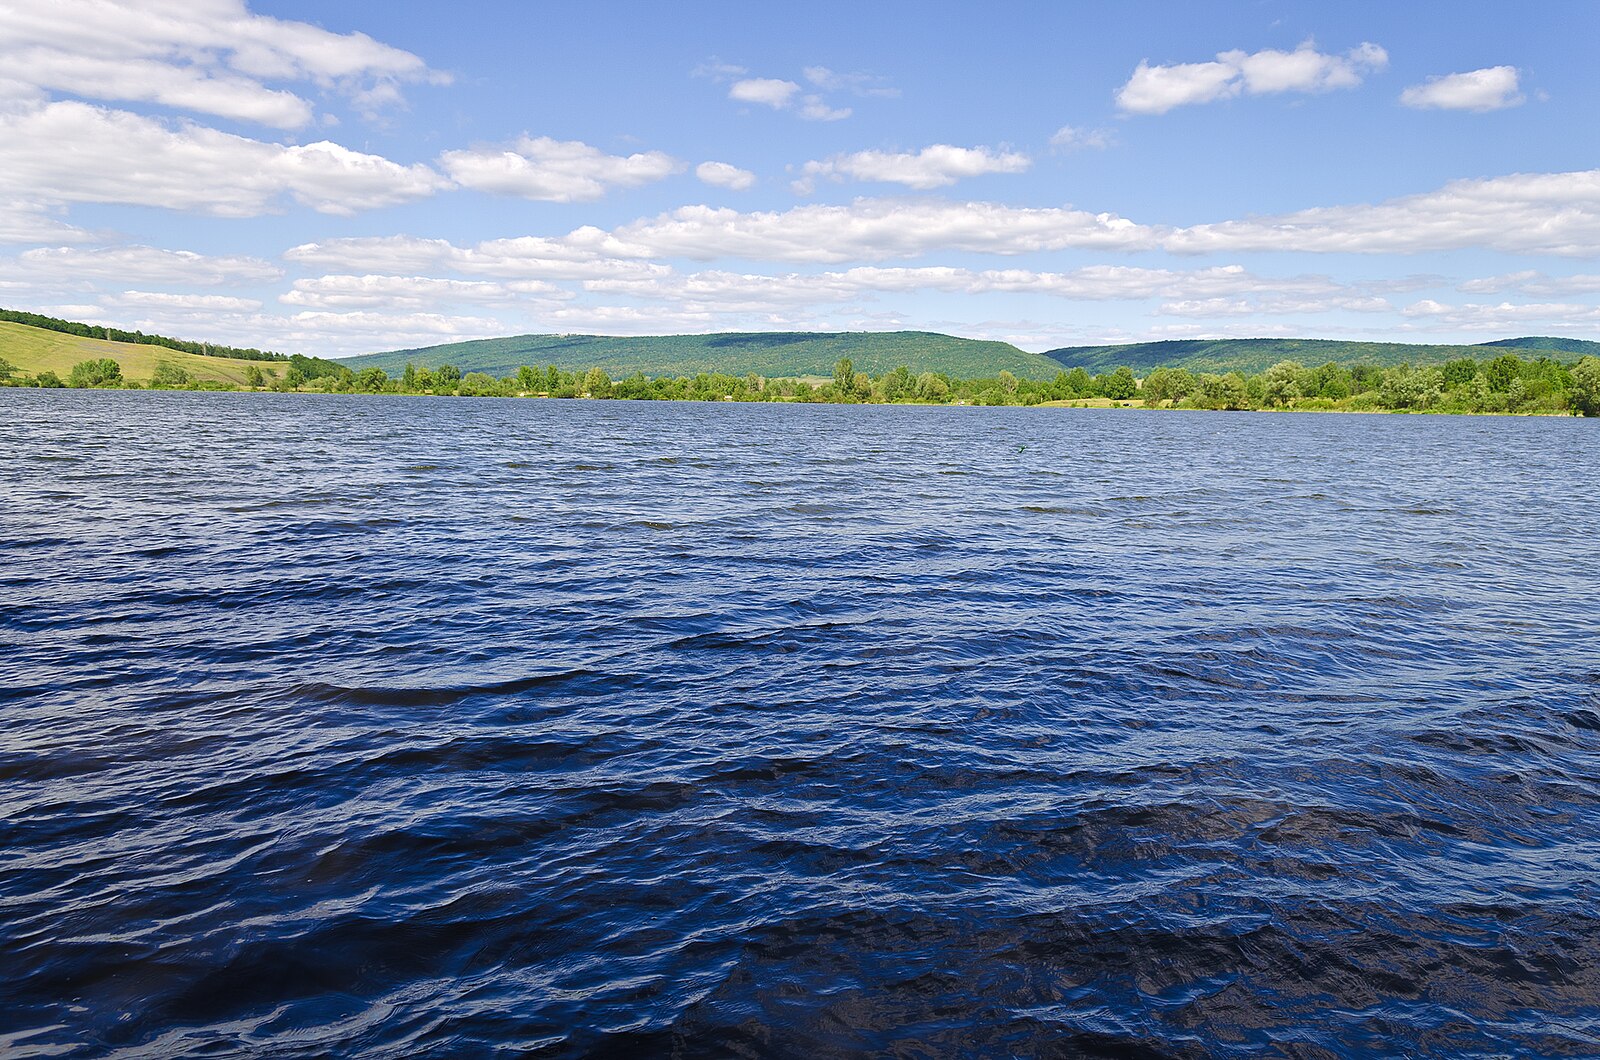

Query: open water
3 390 1599 1058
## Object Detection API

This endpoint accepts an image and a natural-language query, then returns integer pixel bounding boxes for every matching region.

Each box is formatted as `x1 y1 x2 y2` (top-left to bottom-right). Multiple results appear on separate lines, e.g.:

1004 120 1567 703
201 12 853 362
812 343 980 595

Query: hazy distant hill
1474 336 1600 358
340 331 1065 380
345 330 1600 381
1042 336 1600 375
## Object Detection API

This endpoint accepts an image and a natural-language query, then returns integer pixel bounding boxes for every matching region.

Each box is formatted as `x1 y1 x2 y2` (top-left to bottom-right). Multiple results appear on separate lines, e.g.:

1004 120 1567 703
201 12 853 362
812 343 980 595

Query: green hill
348 330 1600 382
0 320 280 386
1043 336 1598 375
1475 336 1600 358
341 330 1064 380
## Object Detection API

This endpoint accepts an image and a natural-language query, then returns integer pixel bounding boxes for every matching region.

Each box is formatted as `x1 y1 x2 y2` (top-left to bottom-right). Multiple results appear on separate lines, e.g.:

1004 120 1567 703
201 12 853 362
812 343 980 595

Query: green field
340 330 1068 380
0 321 277 386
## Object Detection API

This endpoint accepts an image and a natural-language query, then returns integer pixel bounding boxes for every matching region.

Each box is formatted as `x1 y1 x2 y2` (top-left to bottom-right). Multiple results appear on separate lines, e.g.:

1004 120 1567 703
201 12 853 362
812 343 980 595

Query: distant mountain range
341 331 1600 380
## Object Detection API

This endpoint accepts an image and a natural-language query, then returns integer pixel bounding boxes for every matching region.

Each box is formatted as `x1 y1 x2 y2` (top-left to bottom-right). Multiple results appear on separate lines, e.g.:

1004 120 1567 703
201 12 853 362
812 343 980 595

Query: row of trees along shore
5 350 1600 416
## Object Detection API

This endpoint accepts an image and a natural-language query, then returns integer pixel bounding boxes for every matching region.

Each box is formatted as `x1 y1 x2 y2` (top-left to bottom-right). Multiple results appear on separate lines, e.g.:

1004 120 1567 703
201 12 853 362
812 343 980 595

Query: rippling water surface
4 390 1599 1057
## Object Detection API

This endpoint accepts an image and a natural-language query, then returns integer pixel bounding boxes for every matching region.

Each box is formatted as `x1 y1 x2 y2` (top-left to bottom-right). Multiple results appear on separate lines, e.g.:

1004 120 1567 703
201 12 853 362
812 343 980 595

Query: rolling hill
1040 336 1600 375
1475 336 1600 358
339 331 1067 380
347 330 1600 381
0 320 280 386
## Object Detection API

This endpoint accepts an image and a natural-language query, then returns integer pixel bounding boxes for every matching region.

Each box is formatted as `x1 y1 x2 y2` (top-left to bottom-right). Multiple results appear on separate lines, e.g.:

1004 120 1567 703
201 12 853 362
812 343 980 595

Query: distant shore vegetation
5 348 1598 417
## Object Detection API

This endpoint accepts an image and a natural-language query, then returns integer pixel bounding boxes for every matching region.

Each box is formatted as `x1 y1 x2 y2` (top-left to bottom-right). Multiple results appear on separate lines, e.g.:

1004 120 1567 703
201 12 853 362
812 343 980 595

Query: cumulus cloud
725 74 853 120
1400 66 1523 112
1457 270 1600 296
440 136 680 202
795 145 1031 192
729 77 800 108
0 199 92 244
278 164 1600 302
696 161 756 190
276 310 509 347
283 235 672 281
0 101 446 216
13 245 282 284
600 199 1151 262
1401 298 1600 331
0 0 446 128
279 274 566 310
1117 40 1387 114
107 290 262 311
583 264 1344 313
1157 295 1392 317
1165 168 1600 256
288 165 1600 272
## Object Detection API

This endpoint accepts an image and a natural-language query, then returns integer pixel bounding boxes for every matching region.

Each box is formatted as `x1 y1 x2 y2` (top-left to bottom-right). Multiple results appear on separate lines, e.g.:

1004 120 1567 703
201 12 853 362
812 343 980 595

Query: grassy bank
0 322 281 388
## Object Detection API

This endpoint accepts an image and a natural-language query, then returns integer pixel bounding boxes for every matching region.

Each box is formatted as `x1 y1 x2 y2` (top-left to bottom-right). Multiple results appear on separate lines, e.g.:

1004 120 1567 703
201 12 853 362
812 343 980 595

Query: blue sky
1 0 1595 356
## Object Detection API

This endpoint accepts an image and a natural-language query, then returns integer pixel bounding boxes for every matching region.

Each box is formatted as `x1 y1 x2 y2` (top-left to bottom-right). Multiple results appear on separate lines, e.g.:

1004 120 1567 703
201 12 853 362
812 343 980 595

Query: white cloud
107 290 262 311
1117 40 1387 114
1166 168 1600 256
729 77 800 108
1400 66 1523 112
0 199 92 244
279 274 566 310
600 199 1152 262
725 75 853 120
1118 59 1241 114
1049 125 1113 151
0 101 447 216
283 235 671 281
578 264 1345 318
798 95 852 122
278 310 509 348
796 145 1031 192
14 245 282 284
1458 270 1600 296
287 165 1600 290
0 49 313 128
0 0 446 128
1157 295 1392 316
1400 298 1600 331
696 161 756 191
440 136 680 202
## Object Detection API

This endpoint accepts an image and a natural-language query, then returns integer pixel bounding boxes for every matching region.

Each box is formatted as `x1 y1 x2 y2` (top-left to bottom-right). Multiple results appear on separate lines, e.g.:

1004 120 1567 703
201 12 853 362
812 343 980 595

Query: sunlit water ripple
3 390 1598 1057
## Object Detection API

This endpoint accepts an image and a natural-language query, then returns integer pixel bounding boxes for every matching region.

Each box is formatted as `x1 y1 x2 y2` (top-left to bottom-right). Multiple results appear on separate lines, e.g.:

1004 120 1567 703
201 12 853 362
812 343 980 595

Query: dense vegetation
343 330 1066 381
15 347 1595 416
0 308 285 362
1042 336 1600 375
352 331 1600 381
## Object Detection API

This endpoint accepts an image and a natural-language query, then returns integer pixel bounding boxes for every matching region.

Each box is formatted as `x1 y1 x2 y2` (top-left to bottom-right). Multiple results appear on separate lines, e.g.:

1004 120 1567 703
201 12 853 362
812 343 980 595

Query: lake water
3 390 1599 1057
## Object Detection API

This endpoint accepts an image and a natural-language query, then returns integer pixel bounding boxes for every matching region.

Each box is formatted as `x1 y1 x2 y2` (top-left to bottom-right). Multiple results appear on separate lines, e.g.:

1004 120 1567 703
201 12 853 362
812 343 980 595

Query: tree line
0 308 286 362
5 350 1599 416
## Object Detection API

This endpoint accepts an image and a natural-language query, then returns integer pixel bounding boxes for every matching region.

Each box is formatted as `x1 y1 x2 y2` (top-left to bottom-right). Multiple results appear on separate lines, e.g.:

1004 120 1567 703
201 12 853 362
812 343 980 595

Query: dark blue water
3 391 1599 1058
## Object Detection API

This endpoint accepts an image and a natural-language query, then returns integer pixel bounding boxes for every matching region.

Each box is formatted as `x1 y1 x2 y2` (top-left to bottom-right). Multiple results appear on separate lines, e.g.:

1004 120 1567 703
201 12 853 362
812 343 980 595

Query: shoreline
4 385 1586 419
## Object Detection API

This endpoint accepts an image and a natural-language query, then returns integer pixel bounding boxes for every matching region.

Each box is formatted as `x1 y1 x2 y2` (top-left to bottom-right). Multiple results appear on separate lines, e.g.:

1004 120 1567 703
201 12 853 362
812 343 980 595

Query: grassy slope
341 330 1065 380
1043 337 1598 375
0 321 276 385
